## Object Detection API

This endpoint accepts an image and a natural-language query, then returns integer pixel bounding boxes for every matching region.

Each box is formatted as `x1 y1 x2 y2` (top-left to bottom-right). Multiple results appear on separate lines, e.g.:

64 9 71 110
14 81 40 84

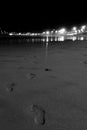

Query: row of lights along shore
1 25 87 41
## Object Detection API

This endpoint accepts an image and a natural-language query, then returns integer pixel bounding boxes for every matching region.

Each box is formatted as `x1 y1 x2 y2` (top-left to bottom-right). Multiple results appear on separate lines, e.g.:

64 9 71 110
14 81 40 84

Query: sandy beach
0 40 87 129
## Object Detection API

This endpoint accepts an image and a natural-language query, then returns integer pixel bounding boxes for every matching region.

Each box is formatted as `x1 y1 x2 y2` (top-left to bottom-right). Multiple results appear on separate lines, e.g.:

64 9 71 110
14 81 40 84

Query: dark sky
0 1 87 32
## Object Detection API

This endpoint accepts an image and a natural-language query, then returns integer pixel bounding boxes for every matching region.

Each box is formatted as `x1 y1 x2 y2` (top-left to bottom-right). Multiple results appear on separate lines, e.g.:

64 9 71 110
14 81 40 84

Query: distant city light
42 32 45 35
58 28 66 34
81 25 86 30
55 30 58 33
77 30 81 34
51 30 54 33
81 25 86 32
72 27 77 31
45 31 50 35
9 33 14 36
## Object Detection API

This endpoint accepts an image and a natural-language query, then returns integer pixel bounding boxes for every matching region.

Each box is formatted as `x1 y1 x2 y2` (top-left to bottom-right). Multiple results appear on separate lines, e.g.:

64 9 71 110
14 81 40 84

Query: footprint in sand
33 55 37 58
83 61 87 65
26 73 37 79
6 82 16 92
83 61 87 68
30 104 46 125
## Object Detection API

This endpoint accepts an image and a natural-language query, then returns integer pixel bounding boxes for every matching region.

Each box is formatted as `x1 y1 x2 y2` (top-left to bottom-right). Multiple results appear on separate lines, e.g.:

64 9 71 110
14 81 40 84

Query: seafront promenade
0 25 87 41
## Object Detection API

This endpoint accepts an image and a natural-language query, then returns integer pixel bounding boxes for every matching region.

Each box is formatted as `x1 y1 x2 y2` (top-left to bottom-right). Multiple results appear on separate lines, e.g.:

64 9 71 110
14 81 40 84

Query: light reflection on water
0 39 87 68
0 36 87 57
25 35 87 43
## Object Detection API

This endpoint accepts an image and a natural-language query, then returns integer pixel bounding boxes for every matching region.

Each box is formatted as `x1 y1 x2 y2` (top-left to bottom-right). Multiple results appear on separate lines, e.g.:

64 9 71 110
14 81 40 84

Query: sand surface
0 40 87 129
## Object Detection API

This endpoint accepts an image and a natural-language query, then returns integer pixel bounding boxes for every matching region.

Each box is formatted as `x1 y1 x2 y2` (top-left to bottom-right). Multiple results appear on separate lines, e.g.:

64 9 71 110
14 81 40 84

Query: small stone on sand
45 68 52 71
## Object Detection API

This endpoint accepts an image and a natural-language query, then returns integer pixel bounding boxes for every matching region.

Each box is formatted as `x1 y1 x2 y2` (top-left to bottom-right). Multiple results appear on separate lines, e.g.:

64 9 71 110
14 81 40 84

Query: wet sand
0 40 87 129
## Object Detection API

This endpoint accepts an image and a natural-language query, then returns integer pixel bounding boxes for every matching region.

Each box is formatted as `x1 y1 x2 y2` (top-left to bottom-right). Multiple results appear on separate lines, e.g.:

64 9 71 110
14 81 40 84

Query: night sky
0 1 87 32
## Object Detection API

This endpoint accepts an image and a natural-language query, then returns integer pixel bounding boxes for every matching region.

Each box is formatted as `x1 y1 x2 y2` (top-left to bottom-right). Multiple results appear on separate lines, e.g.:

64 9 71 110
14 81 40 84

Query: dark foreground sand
0 40 87 129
